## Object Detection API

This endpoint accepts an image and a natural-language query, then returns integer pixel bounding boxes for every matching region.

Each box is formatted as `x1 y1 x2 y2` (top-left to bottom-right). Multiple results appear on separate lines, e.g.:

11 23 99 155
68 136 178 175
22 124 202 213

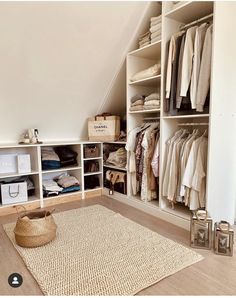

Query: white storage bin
1 182 28 205
0 154 17 174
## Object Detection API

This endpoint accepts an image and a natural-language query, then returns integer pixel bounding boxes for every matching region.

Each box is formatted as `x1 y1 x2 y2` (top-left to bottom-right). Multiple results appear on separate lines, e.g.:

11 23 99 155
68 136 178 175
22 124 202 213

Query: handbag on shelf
105 170 127 194
84 161 99 173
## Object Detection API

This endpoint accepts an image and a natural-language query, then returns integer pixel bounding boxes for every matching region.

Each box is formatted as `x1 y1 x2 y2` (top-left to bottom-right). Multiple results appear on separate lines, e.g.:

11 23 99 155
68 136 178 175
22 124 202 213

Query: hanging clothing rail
180 13 213 30
178 122 209 126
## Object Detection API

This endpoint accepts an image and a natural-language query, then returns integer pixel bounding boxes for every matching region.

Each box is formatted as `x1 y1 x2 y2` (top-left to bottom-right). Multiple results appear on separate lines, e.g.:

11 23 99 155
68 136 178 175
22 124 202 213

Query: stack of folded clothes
41 147 60 170
144 92 160 110
43 173 80 197
43 180 63 197
130 64 161 83
138 31 150 49
55 147 78 167
42 146 78 170
150 15 162 43
129 94 145 112
56 173 80 194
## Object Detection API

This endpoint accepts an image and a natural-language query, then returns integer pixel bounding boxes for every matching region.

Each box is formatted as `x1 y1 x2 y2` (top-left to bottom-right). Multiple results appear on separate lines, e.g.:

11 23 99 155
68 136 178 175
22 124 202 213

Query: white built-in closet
105 1 236 230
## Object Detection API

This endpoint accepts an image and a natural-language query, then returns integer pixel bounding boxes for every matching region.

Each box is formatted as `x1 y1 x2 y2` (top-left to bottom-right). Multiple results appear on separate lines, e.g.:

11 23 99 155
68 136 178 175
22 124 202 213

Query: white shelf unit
164 1 214 23
114 1 236 229
123 2 162 216
0 141 103 210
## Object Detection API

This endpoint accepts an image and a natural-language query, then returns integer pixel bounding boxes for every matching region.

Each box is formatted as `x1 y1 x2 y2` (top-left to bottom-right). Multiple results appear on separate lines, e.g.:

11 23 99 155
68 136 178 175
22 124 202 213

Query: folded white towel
145 92 160 101
151 36 161 43
139 41 150 48
150 19 161 27
130 64 161 82
144 99 160 106
150 16 161 23
151 29 161 39
150 23 161 33
139 31 150 40
139 36 150 44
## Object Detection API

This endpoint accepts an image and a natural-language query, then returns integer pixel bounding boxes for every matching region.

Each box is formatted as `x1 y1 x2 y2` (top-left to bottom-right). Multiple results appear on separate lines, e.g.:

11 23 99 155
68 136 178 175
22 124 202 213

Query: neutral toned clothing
144 105 160 110
151 15 161 22
144 99 160 106
151 138 160 178
145 92 160 101
165 32 183 99
141 125 158 202
150 23 161 33
182 136 204 209
163 129 208 210
196 24 213 112
169 34 183 115
151 30 161 39
190 23 208 109
139 41 150 48
176 33 186 109
131 99 144 106
151 36 161 43
180 26 197 97
130 64 161 82
131 94 145 104
130 105 144 111
191 136 208 208
162 130 183 197
126 127 141 195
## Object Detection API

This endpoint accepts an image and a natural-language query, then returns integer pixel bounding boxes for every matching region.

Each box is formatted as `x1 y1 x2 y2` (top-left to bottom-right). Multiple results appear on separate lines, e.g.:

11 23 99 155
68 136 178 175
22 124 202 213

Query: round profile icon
8 273 23 288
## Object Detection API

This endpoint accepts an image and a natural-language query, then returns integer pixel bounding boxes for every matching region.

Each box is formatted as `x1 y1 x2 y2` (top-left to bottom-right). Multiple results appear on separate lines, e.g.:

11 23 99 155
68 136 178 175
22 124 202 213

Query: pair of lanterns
190 209 234 256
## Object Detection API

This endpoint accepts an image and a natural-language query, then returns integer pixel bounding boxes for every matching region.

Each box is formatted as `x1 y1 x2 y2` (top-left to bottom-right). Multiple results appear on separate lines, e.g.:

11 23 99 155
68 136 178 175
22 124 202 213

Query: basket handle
15 205 27 218
45 208 56 219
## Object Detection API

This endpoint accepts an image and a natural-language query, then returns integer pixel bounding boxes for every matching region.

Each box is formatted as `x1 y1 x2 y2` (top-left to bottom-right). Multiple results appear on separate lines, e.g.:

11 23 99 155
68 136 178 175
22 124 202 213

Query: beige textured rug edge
3 204 204 296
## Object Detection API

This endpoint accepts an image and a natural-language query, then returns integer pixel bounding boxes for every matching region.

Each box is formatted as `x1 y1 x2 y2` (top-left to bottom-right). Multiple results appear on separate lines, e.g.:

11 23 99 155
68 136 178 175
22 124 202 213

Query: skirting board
102 188 190 231
0 189 102 217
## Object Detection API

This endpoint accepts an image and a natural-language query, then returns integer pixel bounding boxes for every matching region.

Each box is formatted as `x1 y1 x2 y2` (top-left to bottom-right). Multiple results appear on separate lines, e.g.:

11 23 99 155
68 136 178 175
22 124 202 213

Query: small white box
0 154 17 174
1 182 28 205
17 154 31 173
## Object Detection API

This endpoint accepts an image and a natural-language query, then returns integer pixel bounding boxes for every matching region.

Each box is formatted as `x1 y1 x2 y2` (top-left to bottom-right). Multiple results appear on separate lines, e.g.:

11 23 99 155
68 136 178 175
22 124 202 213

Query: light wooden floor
0 196 236 296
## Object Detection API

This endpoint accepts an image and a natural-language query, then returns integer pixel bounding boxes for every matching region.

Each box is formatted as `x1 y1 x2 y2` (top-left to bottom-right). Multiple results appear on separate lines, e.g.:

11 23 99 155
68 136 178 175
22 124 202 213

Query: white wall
0 1 148 143
206 2 236 224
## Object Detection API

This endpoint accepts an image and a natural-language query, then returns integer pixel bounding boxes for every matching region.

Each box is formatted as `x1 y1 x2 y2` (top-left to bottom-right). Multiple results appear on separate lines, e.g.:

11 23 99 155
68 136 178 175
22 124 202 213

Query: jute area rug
4 205 203 295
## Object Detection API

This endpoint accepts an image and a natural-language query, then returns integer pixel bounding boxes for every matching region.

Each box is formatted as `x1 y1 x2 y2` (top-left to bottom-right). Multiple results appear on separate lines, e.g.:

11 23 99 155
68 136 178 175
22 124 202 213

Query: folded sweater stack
41 147 60 170
129 94 145 111
150 15 162 44
43 173 80 197
138 31 150 49
144 92 160 110
41 146 78 170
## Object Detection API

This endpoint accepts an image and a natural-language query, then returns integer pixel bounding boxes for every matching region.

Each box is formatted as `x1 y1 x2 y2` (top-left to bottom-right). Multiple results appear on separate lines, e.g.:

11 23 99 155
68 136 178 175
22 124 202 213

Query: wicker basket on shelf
14 206 57 248
84 145 99 158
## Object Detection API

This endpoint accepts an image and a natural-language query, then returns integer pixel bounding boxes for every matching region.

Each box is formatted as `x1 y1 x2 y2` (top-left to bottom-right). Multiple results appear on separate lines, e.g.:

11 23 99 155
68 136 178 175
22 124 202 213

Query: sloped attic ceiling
0 1 151 143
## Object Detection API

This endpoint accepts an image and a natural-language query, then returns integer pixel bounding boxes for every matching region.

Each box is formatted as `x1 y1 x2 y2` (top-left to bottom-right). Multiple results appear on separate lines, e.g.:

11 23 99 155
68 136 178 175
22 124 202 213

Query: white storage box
0 154 17 174
17 154 31 173
88 115 120 141
1 182 28 205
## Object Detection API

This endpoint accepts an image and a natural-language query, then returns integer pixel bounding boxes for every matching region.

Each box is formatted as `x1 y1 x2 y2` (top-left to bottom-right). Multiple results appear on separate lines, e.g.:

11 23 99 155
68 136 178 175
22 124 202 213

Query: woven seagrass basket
14 206 57 248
